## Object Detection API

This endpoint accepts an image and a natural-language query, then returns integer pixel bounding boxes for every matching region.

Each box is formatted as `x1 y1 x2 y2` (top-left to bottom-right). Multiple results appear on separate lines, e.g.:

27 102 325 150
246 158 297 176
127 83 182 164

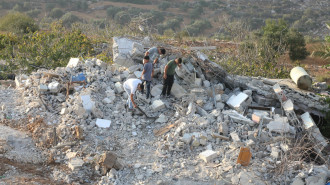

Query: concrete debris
301 112 316 130
66 58 80 68
199 150 217 163
152 100 165 111
226 92 249 112
2 38 329 185
95 118 111 128
68 157 84 171
267 116 295 134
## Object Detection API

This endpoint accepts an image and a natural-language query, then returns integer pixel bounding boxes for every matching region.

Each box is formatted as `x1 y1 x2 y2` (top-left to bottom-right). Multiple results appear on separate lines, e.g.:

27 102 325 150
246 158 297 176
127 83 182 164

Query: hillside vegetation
0 0 328 83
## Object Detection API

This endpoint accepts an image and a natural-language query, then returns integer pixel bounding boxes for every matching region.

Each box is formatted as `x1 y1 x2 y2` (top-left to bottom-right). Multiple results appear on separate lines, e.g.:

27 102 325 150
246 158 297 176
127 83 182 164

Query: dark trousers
145 80 151 99
162 75 174 96
142 80 151 99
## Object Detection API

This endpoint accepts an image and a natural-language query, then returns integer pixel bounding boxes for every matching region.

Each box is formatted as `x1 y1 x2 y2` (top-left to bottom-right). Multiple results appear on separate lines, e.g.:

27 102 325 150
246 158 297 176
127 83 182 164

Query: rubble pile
0 37 329 184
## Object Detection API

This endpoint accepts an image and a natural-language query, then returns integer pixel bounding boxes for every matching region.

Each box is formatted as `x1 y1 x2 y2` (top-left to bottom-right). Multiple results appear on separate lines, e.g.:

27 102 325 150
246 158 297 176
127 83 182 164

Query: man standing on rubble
123 78 144 111
140 56 153 99
161 58 182 98
145 47 166 65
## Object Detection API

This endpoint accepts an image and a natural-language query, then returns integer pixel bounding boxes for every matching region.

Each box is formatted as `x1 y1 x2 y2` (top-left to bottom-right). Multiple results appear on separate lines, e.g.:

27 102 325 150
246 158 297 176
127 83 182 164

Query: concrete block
128 64 143 73
226 92 249 111
311 127 328 147
152 100 165 111
48 81 60 93
66 152 77 159
68 157 84 171
96 118 111 128
270 147 280 158
115 82 124 94
301 112 315 130
215 94 221 102
96 59 107 69
155 114 167 123
230 132 241 142
112 37 136 67
39 84 48 92
151 84 163 97
67 58 80 68
199 150 217 163
111 75 121 82
267 117 295 134
60 108 68 115
80 95 94 112
203 80 210 88
170 82 187 99
222 110 255 126
134 71 142 78
195 78 202 86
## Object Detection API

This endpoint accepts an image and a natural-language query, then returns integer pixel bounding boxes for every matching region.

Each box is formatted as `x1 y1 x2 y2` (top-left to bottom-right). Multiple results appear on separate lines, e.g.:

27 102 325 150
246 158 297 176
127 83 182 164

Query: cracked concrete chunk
267 117 295 134
66 58 80 68
152 100 165 111
96 118 111 128
301 112 315 130
199 150 217 163
68 157 84 171
226 92 249 111
80 95 94 112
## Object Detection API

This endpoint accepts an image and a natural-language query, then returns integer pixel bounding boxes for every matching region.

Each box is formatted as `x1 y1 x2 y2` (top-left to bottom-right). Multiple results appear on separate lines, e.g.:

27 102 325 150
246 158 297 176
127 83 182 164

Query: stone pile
3 37 329 184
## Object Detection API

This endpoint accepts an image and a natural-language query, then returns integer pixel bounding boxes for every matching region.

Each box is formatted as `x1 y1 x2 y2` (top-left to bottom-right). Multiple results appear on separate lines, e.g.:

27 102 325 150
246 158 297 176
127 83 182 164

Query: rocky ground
0 37 329 185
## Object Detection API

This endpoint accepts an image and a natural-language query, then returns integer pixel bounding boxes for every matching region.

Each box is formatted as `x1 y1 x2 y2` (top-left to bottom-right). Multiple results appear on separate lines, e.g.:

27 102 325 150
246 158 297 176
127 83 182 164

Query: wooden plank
153 124 175 137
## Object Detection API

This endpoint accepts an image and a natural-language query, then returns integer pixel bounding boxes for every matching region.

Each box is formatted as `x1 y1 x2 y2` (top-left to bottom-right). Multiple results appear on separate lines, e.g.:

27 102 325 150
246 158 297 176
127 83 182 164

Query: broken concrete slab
222 110 255 127
39 84 48 92
80 95 94 113
134 71 142 78
112 37 135 67
151 84 163 97
152 100 165 111
66 58 80 68
68 157 84 171
170 82 187 99
96 119 111 128
267 116 295 134
226 92 249 112
155 114 168 123
48 81 60 93
301 112 316 130
230 132 241 142
115 82 124 94
199 150 217 163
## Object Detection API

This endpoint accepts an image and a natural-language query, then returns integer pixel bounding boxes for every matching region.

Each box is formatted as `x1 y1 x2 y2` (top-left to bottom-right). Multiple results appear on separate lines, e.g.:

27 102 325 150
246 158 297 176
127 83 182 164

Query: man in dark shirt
161 58 182 97
140 56 153 99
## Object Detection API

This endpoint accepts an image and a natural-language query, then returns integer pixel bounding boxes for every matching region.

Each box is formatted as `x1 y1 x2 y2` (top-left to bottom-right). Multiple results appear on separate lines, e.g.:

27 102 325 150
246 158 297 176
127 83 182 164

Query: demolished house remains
0 36 329 184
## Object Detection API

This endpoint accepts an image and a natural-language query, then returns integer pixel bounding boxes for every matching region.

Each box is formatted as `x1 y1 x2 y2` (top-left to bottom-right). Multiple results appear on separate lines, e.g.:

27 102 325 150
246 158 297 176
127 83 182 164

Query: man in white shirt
123 78 144 110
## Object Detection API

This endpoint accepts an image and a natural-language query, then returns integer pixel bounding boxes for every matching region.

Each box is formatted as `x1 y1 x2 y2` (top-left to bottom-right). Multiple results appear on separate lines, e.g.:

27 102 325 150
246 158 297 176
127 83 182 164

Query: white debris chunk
152 100 165 111
48 81 60 93
267 116 295 134
39 84 48 92
301 112 315 130
68 158 84 171
66 58 80 68
115 82 124 94
199 150 217 163
226 92 248 111
230 132 241 142
96 119 111 128
80 95 94 112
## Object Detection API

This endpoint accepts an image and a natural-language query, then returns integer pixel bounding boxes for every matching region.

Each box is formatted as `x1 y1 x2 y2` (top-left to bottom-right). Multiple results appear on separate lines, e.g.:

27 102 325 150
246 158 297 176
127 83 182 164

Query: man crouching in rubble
123 78 144 111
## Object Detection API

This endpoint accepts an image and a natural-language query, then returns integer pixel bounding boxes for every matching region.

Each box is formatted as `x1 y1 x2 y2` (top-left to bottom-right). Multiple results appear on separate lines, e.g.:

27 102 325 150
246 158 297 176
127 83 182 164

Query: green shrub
0 12 39 34
186 20 211 36
0 23 93 73
158 2 170 11
49 8 64 19
114 11 131 25
61 13 81 28
26 9 41 18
